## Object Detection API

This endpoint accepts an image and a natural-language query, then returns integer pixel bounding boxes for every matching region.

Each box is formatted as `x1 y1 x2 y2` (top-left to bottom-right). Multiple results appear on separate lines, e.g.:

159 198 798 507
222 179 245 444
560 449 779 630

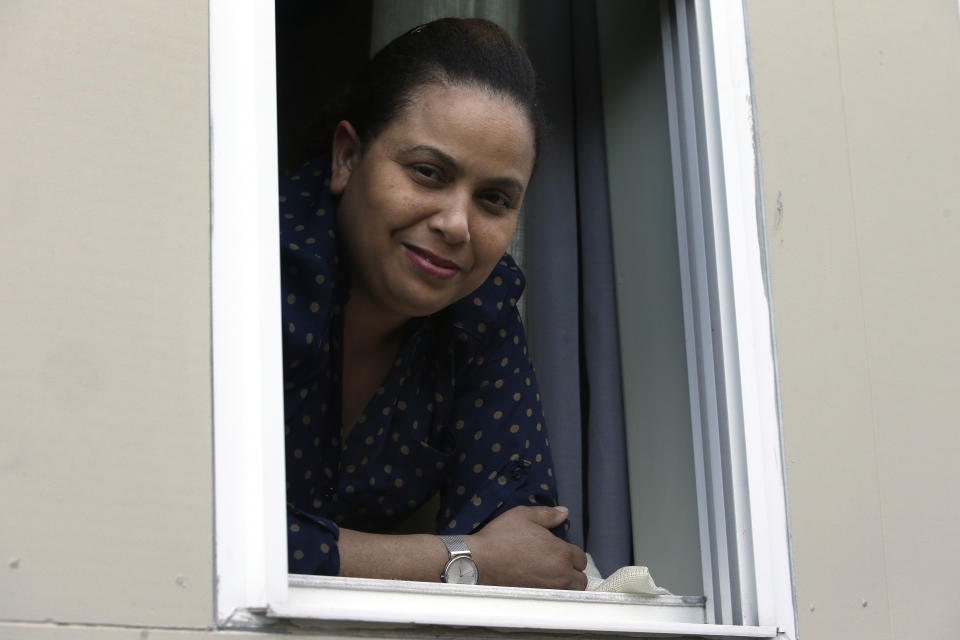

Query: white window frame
210 0 796 637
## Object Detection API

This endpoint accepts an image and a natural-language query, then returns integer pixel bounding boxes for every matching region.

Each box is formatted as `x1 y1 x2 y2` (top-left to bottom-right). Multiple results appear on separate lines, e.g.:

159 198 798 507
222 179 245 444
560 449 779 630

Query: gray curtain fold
571 0 633 577
523 0 632 577
523 0 584 549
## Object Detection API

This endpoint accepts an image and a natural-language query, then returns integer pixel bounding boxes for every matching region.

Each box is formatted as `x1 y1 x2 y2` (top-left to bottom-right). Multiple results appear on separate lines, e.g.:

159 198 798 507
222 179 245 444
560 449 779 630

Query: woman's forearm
338 528 449 582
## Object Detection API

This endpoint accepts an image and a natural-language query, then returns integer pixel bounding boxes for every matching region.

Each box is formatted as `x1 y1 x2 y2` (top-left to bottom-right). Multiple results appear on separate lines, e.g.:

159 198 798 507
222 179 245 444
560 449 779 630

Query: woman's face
331 83 535 321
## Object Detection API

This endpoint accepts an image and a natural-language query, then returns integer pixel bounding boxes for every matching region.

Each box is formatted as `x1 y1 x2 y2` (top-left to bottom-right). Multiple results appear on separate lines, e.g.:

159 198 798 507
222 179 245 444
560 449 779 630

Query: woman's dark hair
341 18 545 157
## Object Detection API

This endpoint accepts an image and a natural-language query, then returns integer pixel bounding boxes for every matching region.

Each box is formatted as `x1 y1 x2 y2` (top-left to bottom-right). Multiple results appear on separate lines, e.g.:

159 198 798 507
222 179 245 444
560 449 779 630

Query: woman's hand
467 505 588 590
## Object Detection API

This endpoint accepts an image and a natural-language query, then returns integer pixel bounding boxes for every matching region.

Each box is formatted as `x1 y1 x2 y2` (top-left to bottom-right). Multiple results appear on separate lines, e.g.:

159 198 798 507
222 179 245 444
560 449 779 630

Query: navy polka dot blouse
281 158 560 576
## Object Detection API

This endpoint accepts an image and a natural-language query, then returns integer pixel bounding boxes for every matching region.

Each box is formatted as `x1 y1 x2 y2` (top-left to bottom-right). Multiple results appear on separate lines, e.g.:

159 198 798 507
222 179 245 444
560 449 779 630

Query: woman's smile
403 243 462 280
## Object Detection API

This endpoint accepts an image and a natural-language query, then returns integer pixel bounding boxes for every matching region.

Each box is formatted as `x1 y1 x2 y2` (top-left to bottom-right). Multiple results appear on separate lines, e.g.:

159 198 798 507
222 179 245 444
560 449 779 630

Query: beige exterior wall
0 0 214 632
746 0 960 638
3 1 959 639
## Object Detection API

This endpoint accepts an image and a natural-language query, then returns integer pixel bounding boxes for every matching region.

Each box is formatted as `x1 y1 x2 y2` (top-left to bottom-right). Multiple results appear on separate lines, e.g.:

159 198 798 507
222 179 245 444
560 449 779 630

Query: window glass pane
596 0 703 595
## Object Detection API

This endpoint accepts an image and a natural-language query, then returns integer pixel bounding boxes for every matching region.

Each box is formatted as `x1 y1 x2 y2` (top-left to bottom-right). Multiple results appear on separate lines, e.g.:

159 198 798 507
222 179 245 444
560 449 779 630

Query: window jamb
662 0 797 636
210 0 288 621
661 0 730 624
701 1 797 635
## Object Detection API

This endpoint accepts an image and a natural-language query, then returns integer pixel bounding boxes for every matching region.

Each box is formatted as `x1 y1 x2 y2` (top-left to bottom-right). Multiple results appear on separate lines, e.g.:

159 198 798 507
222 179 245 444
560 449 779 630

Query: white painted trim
264 578 777 638
210 0 288 622
665 0 748 625
693 0 760 626
703 2 797 637
664 0 796 635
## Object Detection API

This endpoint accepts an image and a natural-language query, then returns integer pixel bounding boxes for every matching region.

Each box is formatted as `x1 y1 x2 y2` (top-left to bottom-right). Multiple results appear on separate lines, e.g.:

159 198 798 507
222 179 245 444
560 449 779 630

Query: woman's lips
403 244 461 280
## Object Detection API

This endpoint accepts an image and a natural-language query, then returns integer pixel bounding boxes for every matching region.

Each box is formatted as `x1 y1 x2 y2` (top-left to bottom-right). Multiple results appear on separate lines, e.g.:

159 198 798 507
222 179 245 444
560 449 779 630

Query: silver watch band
438 534 471 558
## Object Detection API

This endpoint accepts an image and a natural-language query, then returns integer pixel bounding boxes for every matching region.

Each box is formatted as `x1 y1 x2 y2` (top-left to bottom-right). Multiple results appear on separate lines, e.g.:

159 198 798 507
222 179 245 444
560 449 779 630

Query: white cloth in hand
582 553 672 595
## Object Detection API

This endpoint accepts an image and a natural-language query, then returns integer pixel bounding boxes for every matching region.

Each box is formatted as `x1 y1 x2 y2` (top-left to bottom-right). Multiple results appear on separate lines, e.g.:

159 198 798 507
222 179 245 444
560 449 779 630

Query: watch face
444 556 479 585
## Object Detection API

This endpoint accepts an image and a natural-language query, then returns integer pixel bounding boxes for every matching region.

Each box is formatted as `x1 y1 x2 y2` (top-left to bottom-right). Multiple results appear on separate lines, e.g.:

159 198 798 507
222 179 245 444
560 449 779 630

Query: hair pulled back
342 18 544 157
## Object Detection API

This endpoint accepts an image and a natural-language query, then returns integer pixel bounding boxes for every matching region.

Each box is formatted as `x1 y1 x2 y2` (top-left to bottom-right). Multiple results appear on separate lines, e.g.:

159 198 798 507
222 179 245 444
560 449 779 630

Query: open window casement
210 0 797 637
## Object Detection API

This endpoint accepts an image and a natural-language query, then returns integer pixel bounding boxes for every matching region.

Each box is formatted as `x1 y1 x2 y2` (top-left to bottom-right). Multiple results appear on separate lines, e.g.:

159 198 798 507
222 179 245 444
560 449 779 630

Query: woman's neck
340 288 410 438
342 287 410 356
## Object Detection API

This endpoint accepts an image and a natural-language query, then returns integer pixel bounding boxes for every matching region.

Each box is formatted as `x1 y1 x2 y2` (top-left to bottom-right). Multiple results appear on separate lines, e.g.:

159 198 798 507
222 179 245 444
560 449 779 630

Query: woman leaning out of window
280 18 587 590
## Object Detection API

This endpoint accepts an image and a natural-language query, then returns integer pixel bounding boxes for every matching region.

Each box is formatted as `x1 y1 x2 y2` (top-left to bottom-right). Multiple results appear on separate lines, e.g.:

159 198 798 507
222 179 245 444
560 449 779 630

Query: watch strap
438 535 471 558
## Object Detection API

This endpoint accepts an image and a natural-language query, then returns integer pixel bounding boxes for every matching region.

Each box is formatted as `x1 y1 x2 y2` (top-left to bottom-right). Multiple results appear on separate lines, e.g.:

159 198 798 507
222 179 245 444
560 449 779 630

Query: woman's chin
389 288 463 319
402 297 457 319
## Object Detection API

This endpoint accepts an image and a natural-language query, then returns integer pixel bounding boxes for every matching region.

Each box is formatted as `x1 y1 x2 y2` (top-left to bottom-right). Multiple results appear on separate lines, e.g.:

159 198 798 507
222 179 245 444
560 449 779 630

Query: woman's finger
522 504 569 529
569 569 588 591
572 546 588 572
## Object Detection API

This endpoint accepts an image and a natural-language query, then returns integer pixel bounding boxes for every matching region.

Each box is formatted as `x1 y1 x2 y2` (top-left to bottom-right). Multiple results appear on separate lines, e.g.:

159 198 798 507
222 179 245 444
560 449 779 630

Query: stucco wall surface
0 0 213 629
745 1 960 638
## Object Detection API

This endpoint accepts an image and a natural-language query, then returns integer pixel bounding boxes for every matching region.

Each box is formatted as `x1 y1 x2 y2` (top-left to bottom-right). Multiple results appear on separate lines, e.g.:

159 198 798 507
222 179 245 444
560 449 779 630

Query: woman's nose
428 195 470 245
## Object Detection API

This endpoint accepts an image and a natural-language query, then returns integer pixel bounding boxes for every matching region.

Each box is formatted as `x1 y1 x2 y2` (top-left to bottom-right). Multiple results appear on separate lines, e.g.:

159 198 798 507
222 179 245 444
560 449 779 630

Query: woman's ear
330 120 361 195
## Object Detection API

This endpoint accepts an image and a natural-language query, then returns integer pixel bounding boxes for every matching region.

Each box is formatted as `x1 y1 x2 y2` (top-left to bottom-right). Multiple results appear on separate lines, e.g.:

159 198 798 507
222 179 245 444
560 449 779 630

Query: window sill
239 574 779 638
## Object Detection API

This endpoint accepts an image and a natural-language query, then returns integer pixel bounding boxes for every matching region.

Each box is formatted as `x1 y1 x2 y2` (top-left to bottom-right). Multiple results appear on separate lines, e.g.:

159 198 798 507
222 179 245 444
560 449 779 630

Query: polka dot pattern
280 158 558 577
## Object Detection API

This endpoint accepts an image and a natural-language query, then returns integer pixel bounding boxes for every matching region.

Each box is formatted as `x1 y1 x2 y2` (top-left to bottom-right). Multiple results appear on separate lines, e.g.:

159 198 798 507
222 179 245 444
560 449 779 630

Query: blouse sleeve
279 157 344 576
436 257 564 537
286 506 341 576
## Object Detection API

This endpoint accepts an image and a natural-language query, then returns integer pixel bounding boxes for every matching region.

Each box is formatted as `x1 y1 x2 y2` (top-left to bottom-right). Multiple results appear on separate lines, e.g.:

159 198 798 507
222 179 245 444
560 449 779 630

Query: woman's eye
411 165 443 182
481 192 513 211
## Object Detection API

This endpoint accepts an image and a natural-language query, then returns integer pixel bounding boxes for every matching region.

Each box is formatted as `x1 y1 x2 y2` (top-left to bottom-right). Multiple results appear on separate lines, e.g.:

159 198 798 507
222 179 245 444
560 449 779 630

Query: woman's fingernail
554 506 568 514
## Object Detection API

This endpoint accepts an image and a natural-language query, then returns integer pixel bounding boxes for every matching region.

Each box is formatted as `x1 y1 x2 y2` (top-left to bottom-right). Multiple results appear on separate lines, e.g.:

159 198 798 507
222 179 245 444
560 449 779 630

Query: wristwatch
438 535 479 585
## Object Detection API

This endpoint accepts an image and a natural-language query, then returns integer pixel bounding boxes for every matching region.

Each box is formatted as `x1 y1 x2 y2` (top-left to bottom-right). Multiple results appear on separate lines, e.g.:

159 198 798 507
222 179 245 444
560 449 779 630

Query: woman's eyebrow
404 145 525 193
484 176 525 195
404 145 461 172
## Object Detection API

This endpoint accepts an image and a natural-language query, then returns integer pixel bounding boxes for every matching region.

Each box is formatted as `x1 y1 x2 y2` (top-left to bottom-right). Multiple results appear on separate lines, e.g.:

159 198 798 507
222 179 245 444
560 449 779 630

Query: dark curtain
523 0 633 577
275 1 372 171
